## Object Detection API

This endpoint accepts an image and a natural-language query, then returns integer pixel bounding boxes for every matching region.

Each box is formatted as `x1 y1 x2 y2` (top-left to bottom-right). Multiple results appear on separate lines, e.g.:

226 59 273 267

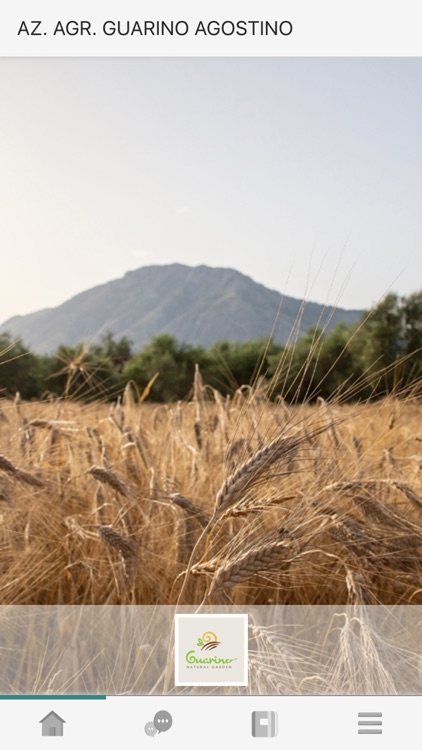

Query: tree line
1 291 422 403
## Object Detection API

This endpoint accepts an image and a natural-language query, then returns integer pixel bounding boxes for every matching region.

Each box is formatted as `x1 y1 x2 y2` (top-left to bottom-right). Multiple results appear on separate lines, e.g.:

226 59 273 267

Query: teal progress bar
0 695 106 700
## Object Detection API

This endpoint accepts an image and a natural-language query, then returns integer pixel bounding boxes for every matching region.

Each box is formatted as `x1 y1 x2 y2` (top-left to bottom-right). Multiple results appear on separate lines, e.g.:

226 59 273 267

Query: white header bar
0 0 421 56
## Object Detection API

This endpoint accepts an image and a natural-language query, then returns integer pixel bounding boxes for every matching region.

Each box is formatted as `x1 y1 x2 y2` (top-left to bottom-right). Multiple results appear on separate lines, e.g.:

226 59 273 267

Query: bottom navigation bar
0 696 417 748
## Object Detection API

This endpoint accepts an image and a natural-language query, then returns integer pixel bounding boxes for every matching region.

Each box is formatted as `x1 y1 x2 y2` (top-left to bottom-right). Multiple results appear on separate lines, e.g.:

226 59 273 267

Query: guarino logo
175 614 248 686
185 630 236 665
197 631 220 650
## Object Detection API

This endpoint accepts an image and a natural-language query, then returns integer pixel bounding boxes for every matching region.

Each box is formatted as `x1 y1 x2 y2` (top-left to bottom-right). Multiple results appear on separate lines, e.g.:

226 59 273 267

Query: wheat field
0 373 422 608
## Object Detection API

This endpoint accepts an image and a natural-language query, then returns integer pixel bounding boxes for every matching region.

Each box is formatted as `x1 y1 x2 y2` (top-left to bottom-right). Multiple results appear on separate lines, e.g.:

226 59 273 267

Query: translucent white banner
0 605 421 695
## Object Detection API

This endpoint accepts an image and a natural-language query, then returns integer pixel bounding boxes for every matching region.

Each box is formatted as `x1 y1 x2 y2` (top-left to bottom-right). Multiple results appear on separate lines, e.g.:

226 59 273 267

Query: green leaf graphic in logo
197 637 204 647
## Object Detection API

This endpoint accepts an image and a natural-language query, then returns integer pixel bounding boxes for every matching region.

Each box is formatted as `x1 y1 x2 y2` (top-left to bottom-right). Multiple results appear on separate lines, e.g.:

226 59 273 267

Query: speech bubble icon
154 710 173 733
145 721 158 737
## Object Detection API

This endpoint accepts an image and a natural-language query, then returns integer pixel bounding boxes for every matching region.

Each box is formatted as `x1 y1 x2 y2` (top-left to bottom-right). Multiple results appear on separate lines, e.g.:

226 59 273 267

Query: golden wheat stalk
170 493 210 528
214 426 327 515
88 465 129 497
0 453 44 487
206 536 295 596
97 525 137 578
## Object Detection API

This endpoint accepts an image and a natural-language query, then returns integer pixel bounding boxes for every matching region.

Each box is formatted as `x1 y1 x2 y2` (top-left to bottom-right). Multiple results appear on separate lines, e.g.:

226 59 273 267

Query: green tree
356 291 422 394
123 334 206 402
0 333 41 399
45 342 121 400
269 327 326 402
207 338 282 394
403 291 422 358
92 332 133 371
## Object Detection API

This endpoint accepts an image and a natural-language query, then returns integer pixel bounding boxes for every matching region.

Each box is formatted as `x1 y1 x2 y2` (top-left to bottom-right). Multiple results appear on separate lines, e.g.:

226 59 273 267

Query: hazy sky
1 57 421 322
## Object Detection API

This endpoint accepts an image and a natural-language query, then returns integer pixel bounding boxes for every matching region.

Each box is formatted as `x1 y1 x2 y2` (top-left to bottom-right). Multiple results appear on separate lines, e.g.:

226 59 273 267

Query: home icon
39 711 66 737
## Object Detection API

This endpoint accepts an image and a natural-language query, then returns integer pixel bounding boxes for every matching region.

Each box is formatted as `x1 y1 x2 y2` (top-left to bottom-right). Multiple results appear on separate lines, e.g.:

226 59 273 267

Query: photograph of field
1 57 422 615
1 378 422 606
0 56 422 698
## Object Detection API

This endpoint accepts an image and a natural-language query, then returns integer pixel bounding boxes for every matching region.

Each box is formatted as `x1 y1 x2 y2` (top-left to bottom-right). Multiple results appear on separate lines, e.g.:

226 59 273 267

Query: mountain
0 264 362 352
